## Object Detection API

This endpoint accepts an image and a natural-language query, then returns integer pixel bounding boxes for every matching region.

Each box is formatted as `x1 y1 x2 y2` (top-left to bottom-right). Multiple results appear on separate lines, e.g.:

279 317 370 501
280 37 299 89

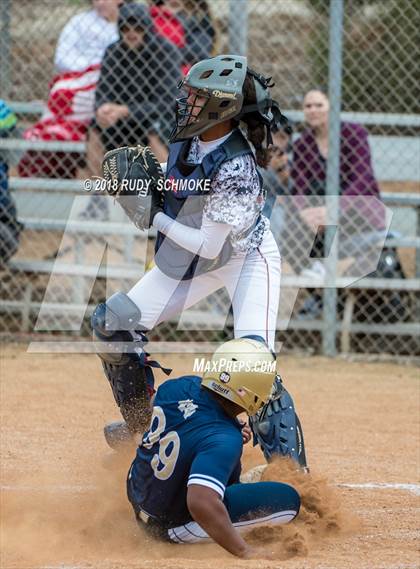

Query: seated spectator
0 101 22 266
285 89 387 318
54 0 125 74
18 0 127 179
262 121 292 239
82 2 182 218
149 0 217 75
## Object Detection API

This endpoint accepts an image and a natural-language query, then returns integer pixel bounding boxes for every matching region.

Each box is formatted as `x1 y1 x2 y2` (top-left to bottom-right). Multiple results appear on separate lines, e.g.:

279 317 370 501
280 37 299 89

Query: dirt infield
1 344 419 569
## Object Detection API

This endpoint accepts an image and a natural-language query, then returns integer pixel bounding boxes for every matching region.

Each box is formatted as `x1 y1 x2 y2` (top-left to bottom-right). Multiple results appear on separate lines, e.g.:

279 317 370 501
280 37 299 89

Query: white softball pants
127 231 281 350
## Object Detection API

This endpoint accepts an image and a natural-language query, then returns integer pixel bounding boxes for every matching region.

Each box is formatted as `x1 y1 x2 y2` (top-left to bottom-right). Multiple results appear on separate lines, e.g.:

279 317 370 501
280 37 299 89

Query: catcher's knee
92 291 141 338
91 292 142 364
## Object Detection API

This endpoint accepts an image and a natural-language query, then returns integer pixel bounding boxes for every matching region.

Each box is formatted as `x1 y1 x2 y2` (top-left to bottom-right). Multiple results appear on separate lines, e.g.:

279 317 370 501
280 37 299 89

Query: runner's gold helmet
202 337 276 415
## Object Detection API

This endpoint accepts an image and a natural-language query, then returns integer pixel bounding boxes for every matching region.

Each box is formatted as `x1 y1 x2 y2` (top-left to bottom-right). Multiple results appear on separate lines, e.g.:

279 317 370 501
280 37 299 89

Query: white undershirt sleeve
153 212 232 259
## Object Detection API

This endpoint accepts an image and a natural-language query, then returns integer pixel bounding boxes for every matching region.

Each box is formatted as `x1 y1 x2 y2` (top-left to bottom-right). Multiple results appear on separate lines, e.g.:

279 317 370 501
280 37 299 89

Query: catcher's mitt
102 145 165 230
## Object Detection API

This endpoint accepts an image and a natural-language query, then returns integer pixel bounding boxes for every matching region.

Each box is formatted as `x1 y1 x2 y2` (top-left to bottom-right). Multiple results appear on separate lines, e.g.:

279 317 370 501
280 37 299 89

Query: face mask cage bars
174 81 211 133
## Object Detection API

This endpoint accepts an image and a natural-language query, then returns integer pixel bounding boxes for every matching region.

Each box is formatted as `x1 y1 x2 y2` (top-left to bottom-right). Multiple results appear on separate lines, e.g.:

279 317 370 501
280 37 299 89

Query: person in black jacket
83 2 182 216
96 4 182 148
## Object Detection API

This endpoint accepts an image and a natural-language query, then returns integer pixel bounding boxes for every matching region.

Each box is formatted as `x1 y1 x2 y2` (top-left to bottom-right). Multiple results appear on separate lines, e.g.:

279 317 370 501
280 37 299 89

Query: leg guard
101 356 155 434
249 375 308 470
91 291 144 364
91 292 171 433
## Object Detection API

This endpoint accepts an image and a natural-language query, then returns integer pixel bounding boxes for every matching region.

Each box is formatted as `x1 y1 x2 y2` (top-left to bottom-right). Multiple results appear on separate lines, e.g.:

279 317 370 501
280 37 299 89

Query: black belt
136 508 152 525
135 509 173 542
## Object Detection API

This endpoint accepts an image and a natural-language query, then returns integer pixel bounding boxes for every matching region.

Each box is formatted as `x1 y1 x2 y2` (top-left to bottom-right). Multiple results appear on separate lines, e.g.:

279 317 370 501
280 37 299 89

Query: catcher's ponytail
241 74 272 169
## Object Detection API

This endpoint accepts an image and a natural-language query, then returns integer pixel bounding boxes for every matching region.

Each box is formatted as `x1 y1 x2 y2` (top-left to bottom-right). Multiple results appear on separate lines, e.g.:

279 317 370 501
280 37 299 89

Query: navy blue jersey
127 375 243 527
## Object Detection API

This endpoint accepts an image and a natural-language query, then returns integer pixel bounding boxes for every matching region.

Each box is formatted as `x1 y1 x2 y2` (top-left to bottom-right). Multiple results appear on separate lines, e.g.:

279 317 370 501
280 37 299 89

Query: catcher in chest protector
126 338 300 559
91 54 308 472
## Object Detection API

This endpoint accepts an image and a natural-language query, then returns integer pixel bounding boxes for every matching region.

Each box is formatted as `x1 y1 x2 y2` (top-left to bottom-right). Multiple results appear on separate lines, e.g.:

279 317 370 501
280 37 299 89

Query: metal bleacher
1 102 419 346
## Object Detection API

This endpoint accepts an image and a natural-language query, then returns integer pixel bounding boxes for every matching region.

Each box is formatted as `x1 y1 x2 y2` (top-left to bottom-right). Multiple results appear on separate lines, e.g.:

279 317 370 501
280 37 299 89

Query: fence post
0 0 12 98
416 206 420 279
229 0 248 56
322 0 344 357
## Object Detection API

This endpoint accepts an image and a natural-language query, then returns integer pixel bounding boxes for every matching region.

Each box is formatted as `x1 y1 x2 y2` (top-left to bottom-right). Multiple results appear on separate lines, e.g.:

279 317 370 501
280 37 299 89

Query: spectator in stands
82 2 182 218
0 101 22 266
285 88 386 318
19 0 130 179
149 0 217 75
54 0 125 73
262 121 293 240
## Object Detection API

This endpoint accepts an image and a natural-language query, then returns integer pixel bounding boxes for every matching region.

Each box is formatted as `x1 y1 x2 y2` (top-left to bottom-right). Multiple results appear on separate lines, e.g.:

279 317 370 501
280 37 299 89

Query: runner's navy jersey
127 375 243 527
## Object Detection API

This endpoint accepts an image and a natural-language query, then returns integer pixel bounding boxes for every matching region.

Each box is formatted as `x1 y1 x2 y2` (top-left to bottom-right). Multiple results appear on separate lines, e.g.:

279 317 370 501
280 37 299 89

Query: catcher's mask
169 54 290 144
201 337 277 416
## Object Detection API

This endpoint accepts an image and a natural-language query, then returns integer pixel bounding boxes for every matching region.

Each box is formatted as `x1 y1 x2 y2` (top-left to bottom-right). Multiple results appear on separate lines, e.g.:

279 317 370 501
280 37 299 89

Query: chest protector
155 129 260 280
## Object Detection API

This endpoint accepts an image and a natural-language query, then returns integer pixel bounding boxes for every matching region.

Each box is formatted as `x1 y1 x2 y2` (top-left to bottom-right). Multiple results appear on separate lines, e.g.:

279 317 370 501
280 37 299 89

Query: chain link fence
0 0 419 355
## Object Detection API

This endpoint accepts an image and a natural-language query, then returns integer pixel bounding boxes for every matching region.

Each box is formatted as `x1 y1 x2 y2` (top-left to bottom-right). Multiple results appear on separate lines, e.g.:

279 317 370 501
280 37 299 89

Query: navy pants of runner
131 481 300 543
